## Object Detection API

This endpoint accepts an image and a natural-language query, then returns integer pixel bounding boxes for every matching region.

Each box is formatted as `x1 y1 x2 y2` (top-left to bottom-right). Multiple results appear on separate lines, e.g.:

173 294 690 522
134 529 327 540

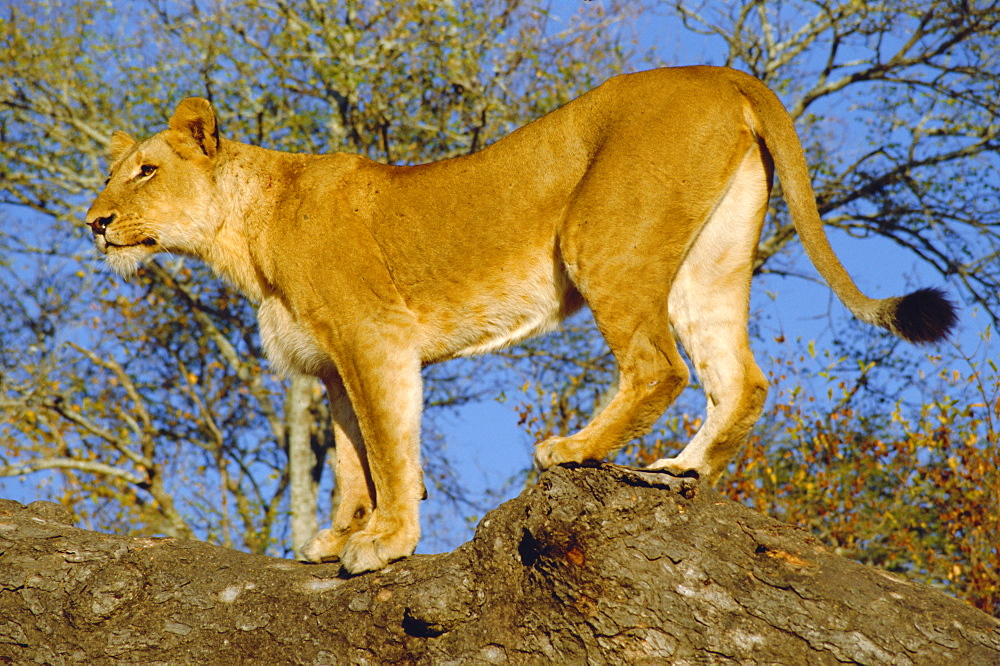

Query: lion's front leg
331 345 424 574
301 375 374 563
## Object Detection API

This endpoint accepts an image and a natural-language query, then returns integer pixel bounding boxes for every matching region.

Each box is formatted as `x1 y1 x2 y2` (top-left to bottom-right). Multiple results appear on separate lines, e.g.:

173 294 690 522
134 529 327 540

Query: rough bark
1 464 997 664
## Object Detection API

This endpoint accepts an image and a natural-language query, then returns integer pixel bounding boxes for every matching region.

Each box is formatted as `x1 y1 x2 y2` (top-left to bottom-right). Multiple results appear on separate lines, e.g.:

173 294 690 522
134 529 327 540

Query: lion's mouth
102 237 158 249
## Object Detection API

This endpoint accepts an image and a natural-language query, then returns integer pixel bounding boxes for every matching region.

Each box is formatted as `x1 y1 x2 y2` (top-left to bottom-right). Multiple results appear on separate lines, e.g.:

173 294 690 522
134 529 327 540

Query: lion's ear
168 97 220 160
109 131 136 162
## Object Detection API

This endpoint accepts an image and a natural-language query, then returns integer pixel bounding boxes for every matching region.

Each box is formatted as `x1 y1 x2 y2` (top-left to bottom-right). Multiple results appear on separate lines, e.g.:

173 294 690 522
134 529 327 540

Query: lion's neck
205 140 305 302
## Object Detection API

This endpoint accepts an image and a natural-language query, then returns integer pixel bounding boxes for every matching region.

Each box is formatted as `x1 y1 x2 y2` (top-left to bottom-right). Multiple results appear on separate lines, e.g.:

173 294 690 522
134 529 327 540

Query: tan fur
86 66 954 573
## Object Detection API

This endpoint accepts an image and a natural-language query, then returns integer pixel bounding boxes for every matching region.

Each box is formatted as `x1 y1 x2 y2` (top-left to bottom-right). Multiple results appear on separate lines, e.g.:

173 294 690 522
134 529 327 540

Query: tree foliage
1 0 998 615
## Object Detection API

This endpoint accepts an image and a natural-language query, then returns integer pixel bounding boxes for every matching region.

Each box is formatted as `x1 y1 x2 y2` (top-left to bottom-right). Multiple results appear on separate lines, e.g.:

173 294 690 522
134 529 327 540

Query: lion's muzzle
87 212 115 237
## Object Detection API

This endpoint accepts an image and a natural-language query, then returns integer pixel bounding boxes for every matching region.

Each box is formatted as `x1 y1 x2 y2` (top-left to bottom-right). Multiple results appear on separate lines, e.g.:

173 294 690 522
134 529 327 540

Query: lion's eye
138 164 157 178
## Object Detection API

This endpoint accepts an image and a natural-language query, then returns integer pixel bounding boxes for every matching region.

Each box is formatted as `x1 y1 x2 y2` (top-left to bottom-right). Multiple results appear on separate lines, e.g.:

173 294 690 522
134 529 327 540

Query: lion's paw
301 528 347 563
647 456 714 483
339 525 418 575
534 436 582 469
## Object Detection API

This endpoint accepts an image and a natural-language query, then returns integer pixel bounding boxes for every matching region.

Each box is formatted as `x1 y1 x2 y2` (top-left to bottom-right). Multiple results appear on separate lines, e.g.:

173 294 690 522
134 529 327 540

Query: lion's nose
87 212 116 235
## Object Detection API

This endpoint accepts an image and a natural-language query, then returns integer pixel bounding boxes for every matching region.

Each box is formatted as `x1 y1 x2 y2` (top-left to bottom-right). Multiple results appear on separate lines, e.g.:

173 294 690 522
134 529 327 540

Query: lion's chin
101 242 154 278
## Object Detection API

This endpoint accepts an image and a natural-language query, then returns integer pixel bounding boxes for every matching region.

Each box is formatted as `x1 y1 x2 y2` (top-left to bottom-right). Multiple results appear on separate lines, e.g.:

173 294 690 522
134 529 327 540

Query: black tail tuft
894 288 958 344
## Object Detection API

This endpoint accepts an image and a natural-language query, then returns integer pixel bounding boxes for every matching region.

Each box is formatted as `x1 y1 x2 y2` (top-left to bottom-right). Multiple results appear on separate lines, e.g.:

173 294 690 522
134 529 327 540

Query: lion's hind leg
648 145 771 484
648 264 768 484
534 186 694 468
533 309 691 469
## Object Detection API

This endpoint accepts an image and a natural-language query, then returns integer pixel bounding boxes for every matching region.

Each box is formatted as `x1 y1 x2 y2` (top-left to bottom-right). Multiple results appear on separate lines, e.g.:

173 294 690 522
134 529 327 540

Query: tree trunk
286 373 323 558
1 464 997 664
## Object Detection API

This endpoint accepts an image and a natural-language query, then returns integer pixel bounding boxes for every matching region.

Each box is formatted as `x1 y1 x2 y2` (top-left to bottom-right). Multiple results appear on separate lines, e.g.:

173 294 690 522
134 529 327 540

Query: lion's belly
416 261 584 364
256 256 583 373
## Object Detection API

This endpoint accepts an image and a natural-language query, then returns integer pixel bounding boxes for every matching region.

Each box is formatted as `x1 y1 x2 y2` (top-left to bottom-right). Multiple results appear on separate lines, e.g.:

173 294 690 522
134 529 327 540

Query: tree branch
0 466 997 662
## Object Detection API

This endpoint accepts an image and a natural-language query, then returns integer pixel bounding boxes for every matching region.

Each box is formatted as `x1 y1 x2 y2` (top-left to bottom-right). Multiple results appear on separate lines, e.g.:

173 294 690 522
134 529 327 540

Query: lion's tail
733 70 956 343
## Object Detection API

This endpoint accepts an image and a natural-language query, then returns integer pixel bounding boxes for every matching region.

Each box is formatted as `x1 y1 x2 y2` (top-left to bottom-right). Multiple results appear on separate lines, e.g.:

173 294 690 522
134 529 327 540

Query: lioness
86 66 955 573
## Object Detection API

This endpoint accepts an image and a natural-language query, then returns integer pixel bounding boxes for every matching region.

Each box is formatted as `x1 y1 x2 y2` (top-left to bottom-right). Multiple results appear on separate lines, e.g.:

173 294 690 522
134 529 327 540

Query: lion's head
85 98 223 277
